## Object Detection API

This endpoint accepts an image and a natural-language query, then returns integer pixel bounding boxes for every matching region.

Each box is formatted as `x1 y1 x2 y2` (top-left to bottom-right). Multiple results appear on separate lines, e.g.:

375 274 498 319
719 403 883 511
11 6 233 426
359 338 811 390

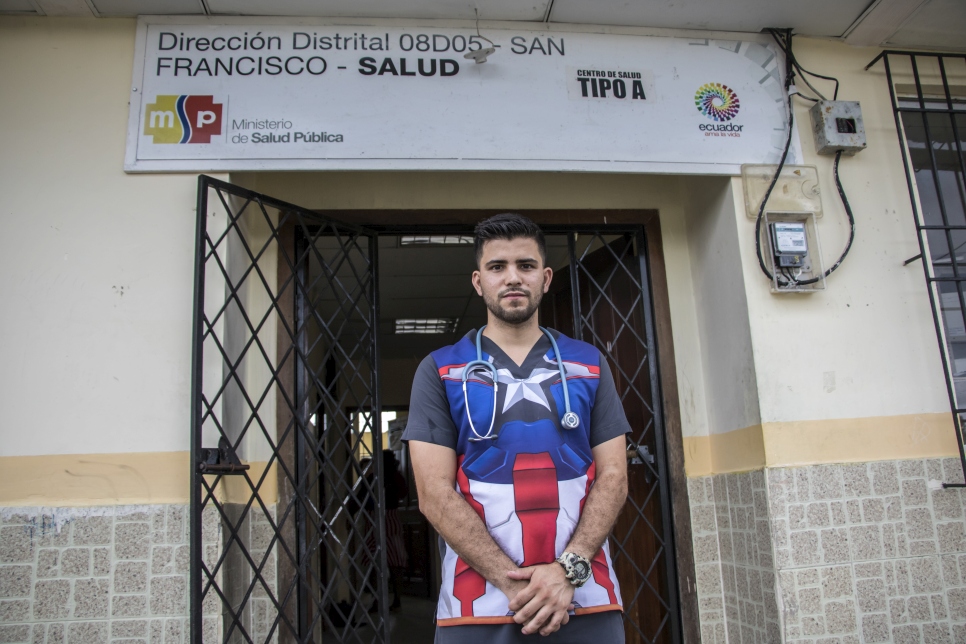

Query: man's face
472 237 553 325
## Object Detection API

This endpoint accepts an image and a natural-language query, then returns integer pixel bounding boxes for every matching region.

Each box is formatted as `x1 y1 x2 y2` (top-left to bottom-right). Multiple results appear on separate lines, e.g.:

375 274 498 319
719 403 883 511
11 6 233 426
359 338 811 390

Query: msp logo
694 83 740 122
143 95 223 144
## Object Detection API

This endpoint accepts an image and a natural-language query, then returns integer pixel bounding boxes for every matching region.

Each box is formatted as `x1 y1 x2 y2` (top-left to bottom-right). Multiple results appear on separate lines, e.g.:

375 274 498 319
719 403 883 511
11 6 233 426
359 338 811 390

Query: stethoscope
462 325 581 442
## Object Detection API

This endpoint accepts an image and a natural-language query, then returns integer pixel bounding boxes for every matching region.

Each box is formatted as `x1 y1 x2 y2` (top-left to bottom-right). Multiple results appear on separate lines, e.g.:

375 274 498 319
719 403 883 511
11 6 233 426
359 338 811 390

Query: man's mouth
501 290 528 300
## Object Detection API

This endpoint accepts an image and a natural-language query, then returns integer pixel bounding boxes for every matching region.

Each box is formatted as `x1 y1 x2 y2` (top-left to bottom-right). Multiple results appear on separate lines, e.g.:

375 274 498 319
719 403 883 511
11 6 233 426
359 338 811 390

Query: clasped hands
504 562 575 636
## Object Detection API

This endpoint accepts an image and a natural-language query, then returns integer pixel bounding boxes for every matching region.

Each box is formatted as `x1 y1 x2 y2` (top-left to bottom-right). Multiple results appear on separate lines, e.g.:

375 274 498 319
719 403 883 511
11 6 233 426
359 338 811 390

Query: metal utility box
809 100 867 155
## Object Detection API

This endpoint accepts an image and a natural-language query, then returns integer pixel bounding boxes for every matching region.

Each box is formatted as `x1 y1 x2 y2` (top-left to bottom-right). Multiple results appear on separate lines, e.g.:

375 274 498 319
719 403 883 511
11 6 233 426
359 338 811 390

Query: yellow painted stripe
1 413 957 505
0 452 278 507
0 452 191 507
714 423 766 474
218 460 277 506
683 424 766 476
763 412 957 468
683 412 957 476
684 434 713 477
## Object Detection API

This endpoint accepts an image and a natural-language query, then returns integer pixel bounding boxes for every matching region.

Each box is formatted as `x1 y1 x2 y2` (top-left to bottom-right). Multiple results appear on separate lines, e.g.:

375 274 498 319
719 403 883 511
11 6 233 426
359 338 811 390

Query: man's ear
543 267 553 294
471 270 483 296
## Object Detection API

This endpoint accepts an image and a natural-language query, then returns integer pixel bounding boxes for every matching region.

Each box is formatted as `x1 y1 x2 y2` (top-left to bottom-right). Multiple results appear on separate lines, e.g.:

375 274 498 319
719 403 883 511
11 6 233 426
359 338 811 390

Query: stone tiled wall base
216 504 278 644
689 458 966 643
768 458 966 644
0 505 222 644
689 471 781 644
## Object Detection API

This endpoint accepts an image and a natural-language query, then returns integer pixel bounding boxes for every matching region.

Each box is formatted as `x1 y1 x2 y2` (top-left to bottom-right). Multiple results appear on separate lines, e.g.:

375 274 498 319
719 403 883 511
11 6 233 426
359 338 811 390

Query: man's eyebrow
483 257 539 267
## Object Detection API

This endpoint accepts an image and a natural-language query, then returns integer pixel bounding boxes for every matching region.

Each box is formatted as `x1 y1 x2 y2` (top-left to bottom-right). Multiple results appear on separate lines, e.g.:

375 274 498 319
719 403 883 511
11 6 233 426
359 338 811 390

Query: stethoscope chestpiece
561 412 580 430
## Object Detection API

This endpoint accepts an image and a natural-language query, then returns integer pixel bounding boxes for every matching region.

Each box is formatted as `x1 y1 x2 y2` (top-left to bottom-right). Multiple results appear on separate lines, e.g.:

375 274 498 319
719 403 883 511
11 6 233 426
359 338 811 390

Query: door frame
322 209 699 644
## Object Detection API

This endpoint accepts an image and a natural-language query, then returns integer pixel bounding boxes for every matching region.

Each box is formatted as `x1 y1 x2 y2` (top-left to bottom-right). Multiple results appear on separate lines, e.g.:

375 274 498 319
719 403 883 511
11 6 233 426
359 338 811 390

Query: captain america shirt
403 328 631 626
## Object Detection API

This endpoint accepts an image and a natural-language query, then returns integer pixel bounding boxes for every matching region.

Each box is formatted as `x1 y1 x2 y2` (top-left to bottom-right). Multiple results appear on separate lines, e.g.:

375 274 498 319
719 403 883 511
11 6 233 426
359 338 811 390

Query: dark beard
483 288 542 325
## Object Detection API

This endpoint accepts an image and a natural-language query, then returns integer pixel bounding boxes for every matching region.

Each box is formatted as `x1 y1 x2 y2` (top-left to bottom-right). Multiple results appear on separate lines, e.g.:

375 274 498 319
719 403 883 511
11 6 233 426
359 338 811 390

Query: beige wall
0 17 227 463
0 16 958 505
744 39 948 425
685 39 956 475
682 176 763 474
735 39 954 471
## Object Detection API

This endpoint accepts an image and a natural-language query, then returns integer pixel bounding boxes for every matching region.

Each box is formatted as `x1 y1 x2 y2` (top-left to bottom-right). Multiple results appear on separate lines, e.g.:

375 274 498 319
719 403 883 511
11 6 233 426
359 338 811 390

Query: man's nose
504 267 523 284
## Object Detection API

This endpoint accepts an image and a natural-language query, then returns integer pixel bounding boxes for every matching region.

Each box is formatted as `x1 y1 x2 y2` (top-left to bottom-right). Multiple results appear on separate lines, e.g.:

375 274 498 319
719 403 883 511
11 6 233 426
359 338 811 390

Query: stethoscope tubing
462 326 579 441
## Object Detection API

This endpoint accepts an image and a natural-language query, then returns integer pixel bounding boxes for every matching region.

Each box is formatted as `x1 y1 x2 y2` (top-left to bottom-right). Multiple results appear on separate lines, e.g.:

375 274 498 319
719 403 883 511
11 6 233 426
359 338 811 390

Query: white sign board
126 18 799 174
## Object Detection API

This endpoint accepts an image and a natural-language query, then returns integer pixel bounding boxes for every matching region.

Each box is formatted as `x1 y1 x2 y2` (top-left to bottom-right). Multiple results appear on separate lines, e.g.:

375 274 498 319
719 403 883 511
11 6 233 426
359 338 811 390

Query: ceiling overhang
5 0 964 53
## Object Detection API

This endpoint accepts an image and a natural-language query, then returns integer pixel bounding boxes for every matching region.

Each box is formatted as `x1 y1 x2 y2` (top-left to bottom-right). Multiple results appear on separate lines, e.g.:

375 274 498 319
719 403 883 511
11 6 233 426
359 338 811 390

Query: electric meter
763 212 826 293
770 222 808 268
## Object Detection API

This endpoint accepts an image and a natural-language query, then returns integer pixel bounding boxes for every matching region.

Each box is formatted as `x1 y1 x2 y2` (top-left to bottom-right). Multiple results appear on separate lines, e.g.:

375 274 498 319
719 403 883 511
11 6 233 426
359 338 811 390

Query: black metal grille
190 194 681 643
190 176 387 643
868 52 966 486
544 230 681 644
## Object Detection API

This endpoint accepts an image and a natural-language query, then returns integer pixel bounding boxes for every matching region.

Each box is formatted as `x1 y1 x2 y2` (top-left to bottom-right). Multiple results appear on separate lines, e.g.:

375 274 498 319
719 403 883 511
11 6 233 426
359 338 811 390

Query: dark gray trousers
434 611 625 644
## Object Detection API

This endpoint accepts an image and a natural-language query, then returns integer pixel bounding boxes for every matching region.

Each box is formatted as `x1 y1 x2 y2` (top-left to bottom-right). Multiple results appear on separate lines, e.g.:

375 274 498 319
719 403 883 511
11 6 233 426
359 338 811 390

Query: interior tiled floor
389 595 438 643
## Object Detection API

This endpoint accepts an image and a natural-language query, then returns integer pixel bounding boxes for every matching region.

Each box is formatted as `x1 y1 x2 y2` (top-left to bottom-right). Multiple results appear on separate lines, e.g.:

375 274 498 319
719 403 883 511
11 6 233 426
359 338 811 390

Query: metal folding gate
190 176 388 643
542 229 680 644
190 178 680 643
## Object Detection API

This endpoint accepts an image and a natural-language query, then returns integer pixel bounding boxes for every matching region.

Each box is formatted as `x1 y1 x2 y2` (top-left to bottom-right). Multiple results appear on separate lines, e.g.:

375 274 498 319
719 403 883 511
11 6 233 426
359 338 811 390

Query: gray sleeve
401 354 458 450
590 354 632 448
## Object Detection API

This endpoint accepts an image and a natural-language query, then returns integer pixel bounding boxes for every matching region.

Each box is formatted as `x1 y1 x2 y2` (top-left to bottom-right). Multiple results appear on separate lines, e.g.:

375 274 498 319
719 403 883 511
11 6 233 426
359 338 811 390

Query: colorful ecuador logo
143 95 223 144
694 83 740 122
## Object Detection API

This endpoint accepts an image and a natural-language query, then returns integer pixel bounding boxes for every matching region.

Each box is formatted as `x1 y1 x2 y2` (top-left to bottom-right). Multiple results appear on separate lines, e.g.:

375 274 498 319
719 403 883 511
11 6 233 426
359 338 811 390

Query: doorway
189 177 687 644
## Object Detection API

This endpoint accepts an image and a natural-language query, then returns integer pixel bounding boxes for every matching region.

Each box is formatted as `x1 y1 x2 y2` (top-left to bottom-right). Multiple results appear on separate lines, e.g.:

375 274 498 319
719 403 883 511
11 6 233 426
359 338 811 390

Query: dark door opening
373 231 679 644
190 177 683 644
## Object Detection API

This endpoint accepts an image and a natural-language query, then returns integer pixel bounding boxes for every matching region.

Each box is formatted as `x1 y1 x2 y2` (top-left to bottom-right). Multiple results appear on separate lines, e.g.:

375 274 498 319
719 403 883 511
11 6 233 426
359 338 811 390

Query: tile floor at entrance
389 596 438 643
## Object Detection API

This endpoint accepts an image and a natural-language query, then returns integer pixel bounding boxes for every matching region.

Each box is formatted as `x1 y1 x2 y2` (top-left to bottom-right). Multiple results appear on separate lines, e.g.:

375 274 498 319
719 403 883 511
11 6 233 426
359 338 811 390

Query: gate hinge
198 437 250 475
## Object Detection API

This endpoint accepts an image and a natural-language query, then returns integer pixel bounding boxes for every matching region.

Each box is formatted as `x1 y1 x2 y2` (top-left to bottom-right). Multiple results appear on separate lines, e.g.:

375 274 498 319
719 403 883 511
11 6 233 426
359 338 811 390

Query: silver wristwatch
555 551 592 588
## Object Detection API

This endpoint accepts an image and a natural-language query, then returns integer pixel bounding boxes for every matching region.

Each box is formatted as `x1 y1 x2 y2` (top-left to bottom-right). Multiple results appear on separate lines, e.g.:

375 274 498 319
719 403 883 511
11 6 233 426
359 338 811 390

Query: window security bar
867 51 966 487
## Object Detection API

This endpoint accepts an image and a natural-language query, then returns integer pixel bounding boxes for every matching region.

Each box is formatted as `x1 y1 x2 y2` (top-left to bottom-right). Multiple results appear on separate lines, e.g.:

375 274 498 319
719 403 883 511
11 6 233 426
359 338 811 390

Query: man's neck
482 315 544 366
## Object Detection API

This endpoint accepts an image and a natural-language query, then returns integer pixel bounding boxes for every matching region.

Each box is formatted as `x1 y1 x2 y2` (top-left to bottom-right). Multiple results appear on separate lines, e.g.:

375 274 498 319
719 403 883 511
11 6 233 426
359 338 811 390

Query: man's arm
408 440 529 601
507 434 628 634
564 434 628 558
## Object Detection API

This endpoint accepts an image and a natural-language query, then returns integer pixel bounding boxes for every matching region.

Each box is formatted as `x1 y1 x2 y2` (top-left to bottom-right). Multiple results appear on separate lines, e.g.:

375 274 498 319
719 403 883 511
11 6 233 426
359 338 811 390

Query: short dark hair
474 213 547 267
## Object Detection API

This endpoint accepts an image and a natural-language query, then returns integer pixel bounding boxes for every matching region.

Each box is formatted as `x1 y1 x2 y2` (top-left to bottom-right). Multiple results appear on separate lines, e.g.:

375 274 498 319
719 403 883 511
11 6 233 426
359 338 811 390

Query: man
402 213 631 642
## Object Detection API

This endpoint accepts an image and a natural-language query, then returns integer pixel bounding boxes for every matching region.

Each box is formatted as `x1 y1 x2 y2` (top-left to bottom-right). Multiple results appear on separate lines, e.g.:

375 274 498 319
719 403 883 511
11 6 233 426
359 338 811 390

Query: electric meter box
741 164 823 219
809 100 866 156
763 211 826 293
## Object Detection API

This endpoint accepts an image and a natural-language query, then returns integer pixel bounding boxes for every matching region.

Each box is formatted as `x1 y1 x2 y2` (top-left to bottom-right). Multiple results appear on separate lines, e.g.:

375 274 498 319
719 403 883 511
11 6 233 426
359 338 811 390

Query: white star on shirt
497 368 559 412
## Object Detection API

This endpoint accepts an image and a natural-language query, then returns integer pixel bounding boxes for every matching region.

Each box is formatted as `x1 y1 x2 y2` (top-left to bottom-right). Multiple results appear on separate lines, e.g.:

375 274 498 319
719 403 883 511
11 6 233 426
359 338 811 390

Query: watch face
558 553 593 586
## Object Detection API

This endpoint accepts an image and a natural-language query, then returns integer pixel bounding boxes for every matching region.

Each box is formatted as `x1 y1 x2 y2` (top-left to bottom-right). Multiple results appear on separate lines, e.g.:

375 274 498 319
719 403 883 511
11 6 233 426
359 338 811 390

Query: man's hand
500 576 531 606
506 563 575 636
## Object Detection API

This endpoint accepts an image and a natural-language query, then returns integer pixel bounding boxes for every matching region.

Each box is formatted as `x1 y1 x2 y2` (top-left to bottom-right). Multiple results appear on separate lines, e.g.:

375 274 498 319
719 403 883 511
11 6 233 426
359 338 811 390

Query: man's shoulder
422 331 478 381
546 328 601 365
